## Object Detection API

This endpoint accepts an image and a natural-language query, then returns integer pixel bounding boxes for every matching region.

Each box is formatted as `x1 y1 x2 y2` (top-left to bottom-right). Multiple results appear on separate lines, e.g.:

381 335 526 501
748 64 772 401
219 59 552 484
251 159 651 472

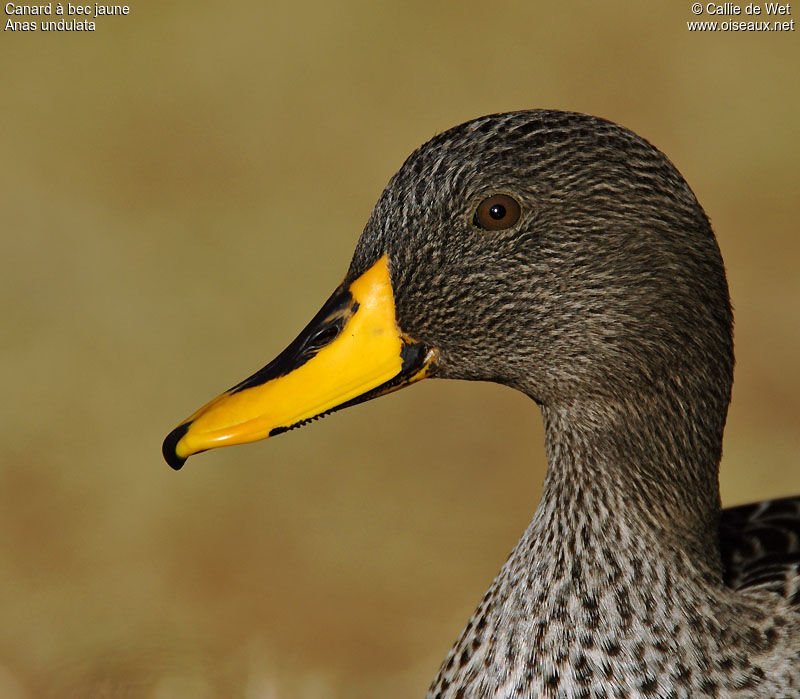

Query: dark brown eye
473 193 521 231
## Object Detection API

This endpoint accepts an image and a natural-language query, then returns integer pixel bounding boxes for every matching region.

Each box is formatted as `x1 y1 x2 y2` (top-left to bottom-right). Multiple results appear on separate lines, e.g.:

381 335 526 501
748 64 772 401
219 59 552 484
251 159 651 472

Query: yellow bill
162 254 438 470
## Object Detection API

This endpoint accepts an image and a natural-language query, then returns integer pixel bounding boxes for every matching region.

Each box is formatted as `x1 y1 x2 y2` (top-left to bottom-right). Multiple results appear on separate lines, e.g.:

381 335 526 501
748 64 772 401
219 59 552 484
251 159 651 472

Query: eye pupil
489 204 506 220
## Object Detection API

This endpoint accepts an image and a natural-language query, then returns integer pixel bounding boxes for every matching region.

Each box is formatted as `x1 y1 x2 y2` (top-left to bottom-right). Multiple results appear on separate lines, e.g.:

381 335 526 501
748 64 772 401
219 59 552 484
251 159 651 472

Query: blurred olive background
1 1 798 697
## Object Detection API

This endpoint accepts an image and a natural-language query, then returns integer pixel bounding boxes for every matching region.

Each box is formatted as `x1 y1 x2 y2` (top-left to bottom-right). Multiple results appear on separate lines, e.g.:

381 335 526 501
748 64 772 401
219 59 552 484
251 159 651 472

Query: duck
163 110 800 697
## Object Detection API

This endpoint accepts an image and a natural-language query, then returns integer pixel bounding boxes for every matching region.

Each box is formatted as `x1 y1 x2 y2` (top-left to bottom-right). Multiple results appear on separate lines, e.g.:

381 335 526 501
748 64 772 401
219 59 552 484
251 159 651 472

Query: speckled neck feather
342 111 798 697
429 406 786 698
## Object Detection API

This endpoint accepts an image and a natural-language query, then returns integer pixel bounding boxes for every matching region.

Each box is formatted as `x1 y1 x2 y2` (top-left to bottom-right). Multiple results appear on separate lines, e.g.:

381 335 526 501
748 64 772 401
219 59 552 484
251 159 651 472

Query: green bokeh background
1 2 798 696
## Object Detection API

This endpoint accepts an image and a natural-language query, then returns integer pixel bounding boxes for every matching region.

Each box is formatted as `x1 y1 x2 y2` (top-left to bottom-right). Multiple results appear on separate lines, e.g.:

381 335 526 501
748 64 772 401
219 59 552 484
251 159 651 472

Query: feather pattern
345 110 800 696
721 496 800 603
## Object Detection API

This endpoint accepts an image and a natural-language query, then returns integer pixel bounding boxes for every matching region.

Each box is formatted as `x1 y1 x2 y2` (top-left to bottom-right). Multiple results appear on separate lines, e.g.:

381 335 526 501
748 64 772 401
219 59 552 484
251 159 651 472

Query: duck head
163 110 733 471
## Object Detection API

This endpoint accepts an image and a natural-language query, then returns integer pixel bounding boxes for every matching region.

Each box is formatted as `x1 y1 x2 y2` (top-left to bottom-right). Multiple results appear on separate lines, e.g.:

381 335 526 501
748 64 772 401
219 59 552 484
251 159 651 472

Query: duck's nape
162 110 799 696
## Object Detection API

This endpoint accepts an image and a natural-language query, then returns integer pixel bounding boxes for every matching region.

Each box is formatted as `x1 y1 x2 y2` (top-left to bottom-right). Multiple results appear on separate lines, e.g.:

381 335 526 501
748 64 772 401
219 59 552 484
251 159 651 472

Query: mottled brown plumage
347 111 799 696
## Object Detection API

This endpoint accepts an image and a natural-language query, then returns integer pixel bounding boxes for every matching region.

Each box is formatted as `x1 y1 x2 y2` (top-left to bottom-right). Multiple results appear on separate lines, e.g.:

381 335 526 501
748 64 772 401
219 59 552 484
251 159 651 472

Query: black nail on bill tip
162 422 191 470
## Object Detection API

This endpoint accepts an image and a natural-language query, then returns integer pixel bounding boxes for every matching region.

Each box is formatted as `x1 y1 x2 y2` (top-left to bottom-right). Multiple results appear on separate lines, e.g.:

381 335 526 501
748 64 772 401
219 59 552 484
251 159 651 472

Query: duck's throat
538 396 724 570
427 403 728 698
427 392 737 697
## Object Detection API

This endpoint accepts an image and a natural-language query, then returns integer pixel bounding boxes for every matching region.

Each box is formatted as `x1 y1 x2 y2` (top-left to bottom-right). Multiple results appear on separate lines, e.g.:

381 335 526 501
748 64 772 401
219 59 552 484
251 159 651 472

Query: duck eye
473 194 521 231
